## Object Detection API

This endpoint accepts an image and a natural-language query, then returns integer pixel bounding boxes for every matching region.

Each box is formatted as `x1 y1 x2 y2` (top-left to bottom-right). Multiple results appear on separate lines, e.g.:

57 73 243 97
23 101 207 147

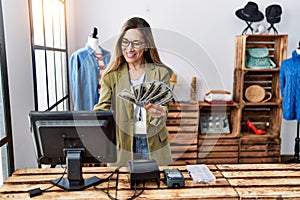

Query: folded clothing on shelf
204 90 233 103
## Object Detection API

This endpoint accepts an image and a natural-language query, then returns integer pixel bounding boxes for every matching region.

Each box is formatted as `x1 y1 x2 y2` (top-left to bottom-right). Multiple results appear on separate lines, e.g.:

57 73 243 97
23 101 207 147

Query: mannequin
280 42 300 163
87 27 101 53
296 41 300 54
69 27 111 110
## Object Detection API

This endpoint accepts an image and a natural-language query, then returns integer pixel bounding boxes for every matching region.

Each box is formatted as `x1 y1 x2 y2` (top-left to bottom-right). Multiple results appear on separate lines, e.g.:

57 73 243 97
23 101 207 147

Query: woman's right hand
144 103 166 118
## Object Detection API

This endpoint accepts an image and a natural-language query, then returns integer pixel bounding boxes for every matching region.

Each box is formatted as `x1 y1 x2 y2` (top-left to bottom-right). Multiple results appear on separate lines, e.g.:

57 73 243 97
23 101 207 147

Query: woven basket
245 85 266 103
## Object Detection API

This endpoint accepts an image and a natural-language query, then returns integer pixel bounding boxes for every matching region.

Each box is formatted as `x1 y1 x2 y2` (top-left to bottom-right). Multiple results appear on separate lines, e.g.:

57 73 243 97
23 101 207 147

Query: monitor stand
51 148 102 191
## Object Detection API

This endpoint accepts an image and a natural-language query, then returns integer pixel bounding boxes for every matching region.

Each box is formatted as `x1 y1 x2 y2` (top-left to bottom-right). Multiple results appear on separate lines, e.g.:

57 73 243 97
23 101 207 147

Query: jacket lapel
145 62 156 82
117 63 134 120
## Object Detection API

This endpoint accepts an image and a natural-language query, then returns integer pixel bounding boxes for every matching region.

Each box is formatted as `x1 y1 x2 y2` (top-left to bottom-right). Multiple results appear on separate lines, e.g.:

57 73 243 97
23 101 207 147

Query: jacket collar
117 61 156 83
292 50 300 61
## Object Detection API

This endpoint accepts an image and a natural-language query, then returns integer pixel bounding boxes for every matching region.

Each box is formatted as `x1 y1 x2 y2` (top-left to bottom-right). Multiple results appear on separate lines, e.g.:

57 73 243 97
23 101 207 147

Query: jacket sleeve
93 73 112 111
69 52 83 110
280 61 286 97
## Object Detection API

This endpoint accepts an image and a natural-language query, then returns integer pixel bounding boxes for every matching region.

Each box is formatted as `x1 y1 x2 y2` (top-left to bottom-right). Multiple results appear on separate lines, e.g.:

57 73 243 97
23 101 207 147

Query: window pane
61 52 68 96
59 1 66 49
0 59 6 140
55 51 63 110
0 144 9 185
53 0 65 49
61 52 68 110
35 49 48 111
30 0 68 111
46 50 56 109
44 0 54 47
32 0 44 46
53 0 60 48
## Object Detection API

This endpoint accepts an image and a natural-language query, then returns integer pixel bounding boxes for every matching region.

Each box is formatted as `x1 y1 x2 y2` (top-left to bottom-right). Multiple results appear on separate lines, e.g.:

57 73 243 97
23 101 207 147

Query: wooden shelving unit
167 34 288 165
234 34 288 163
166 102 199 165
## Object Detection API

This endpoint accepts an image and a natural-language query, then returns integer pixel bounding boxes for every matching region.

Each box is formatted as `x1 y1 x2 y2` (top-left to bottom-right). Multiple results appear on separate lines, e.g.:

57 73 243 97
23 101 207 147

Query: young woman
94 17 173 166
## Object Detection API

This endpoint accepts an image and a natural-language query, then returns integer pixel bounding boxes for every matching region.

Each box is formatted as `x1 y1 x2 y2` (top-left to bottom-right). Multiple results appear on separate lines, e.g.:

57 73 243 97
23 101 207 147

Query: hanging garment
280 50 300 121
69 44 110 110
96 53 106 98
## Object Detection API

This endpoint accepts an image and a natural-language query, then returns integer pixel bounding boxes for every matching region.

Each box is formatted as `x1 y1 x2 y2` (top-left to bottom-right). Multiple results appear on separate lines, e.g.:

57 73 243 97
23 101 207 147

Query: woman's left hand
144 103 166 118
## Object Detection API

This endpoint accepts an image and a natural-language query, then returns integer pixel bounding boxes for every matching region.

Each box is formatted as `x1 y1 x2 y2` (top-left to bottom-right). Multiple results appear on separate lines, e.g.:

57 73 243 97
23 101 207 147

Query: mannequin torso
87 36 101 53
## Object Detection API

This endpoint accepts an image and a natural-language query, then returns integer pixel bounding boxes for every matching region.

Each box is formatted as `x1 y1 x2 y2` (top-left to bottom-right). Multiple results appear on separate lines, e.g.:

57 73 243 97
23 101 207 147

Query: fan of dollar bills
118 80 174 107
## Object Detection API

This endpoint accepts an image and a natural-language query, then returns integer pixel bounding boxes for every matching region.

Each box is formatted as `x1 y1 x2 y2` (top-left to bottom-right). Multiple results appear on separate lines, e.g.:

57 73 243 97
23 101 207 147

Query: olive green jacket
94 62 173 166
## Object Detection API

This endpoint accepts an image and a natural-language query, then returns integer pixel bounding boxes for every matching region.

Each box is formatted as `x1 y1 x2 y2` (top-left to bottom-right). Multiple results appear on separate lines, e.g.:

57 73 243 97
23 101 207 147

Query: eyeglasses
121 39 144 49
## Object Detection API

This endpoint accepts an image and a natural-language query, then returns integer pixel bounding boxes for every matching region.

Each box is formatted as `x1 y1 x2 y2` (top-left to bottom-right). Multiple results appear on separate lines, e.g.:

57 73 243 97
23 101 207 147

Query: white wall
1 0 300 169
2 0 36 169
67 0 300 157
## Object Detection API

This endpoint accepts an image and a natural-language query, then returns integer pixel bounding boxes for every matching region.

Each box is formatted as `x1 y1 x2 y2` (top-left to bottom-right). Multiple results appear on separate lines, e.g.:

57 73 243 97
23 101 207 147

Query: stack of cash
118 80 174 107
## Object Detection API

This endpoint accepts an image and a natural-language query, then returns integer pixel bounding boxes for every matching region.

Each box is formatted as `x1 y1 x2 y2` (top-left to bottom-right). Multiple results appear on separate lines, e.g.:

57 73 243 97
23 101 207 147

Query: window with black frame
0 0 14 185
28 0 69 111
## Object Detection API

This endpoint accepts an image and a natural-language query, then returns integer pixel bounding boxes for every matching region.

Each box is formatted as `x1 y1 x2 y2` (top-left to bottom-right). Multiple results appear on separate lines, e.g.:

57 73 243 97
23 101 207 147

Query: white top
131 73 147 135
87 36 101 53
296 48 300 55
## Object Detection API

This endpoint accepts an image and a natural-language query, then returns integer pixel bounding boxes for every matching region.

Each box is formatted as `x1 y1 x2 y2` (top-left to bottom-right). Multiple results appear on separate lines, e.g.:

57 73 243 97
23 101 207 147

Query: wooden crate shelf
241 105 282 135
235 34 288 71
198 103 240 139
198 138 239 164
239 135 281 163
234 70 282 103
167 102 199 165
233 34 287 164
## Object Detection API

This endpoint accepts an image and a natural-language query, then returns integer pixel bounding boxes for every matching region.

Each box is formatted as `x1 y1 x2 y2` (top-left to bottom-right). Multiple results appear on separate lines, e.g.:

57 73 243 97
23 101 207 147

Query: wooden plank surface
217 163 300 199
2 164 300 199
0 165 239 200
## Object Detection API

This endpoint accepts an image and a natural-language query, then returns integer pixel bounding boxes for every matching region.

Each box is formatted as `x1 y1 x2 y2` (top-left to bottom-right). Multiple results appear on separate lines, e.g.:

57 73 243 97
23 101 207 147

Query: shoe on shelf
247 120 266 135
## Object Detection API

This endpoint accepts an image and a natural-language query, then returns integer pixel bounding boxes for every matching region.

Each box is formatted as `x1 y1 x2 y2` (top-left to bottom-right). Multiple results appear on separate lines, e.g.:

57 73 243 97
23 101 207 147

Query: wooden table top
1 164 300 199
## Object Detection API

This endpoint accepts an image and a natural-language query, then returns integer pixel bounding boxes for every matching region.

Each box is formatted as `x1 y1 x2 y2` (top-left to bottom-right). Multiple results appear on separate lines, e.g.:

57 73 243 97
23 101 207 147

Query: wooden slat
170 144 197 152
167 111 199 119
198 152 238 158
199 145 239 152
167 126 198 133
199 138 239 146
217 163 300 170
198 158 238 164
235 186 300 199
239 157 280 163
217 163 300 199
166 118 198 125
168 102 199 111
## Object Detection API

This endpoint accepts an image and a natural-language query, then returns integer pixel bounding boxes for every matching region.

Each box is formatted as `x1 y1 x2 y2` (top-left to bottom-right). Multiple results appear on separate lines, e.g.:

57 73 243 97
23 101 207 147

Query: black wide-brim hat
266 4 282 24
235 1 264 22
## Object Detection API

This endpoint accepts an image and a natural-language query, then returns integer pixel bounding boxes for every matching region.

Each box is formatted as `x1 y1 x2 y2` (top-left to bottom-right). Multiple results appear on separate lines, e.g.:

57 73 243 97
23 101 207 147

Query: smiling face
121 29 146 67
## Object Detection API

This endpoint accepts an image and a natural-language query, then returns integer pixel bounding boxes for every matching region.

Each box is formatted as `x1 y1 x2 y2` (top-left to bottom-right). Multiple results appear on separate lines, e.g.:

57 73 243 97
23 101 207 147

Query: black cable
43 166 67 191
94 166 121 200
93 166 147 200
28 165 67 198
128 181 145 200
